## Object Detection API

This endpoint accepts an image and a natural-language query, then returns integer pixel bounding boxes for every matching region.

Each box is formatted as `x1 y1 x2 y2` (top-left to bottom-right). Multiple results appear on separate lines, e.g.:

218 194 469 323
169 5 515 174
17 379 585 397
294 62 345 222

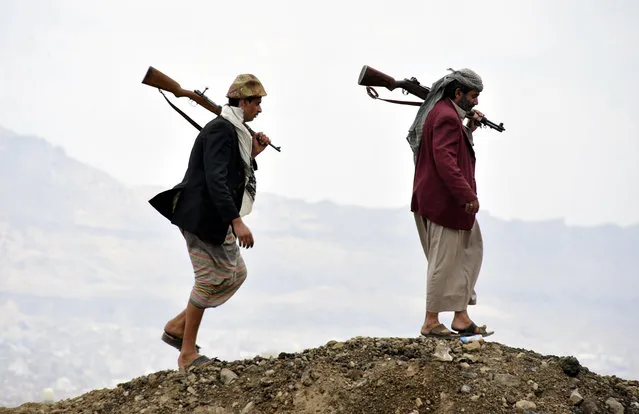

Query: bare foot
421 324 454 336
178 351 201 371
451 312 493 336
451 321 475 332
421 320 444 335
451 310 474 332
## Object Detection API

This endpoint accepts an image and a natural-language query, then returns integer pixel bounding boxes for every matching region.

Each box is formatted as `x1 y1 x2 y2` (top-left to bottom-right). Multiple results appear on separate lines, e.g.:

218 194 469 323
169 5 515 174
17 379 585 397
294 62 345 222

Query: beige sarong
414 213 483 312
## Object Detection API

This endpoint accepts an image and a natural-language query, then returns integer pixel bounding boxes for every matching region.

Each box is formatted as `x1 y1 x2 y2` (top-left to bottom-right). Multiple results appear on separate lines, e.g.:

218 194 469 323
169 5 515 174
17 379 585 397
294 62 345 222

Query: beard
458 95 475 112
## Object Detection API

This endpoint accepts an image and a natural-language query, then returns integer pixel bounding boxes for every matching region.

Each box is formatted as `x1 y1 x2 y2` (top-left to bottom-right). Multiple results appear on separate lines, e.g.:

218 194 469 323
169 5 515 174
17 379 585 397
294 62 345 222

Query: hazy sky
1 0 638 226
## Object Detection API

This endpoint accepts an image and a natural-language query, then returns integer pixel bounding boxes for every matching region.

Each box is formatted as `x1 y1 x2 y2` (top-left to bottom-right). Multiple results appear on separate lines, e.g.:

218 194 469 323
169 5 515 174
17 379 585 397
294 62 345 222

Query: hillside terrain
2 336 638 413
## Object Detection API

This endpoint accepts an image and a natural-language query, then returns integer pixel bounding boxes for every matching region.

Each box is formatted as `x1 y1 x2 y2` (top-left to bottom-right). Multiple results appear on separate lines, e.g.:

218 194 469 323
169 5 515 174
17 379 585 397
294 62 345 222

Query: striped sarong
181 226 247 309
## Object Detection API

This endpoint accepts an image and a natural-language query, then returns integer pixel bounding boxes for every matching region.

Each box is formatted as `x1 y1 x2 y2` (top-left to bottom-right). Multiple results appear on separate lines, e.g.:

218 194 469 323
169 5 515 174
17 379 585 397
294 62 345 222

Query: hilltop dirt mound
2 336 638 414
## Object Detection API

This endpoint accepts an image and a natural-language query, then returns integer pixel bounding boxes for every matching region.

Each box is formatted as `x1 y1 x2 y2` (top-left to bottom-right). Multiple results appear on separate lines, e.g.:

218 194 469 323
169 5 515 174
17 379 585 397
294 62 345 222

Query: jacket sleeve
431 113 477 204
202 122 241 223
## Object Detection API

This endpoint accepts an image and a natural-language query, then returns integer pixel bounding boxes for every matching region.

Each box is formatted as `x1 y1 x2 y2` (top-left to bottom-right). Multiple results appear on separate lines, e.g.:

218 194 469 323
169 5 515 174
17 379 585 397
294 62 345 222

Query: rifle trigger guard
366 86 379 100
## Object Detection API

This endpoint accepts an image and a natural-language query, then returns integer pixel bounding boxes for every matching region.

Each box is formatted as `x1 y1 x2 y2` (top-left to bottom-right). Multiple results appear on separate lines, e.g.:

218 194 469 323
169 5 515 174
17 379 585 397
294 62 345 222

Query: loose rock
580 399 600 414
433 342 453 362
569 388 583 405
605 397 625 414
462 341 482 352
495 373 521 387
240 401 255 413
220 368 238 385
560 356 581 377
515 400 537 411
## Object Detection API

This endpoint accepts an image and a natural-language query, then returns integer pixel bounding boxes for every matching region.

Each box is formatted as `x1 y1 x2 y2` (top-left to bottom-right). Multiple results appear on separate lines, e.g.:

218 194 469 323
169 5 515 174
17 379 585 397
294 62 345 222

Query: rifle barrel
478 117 505 132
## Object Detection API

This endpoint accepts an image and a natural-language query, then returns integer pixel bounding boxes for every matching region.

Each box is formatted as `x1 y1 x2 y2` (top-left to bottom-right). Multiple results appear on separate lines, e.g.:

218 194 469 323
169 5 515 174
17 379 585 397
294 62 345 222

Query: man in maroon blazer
409 68 494 338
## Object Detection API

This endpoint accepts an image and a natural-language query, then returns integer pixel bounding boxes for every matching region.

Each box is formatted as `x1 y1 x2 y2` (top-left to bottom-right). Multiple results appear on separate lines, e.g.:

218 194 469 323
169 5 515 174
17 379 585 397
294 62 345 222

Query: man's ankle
451 315 472 328
423 319 440 329
180 347 199 358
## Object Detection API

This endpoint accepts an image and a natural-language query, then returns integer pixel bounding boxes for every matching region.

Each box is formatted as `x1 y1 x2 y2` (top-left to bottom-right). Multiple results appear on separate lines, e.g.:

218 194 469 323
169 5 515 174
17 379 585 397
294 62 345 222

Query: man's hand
231 217 254 248
464 199 480 214
251 132 271 158
467 110 484 132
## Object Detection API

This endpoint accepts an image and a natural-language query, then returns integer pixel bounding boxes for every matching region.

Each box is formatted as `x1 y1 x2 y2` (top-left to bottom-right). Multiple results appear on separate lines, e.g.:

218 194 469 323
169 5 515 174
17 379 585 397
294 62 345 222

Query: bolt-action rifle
141 66 281 152
357 65 505 132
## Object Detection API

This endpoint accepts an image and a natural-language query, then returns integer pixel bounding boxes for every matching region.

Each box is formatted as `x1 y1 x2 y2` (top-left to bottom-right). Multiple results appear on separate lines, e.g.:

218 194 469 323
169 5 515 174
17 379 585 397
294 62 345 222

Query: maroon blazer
411 99 478 230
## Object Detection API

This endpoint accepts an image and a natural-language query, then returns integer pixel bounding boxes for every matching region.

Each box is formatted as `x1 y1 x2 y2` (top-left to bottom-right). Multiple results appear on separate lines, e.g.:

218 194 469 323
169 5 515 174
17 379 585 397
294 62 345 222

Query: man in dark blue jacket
149 74 270 370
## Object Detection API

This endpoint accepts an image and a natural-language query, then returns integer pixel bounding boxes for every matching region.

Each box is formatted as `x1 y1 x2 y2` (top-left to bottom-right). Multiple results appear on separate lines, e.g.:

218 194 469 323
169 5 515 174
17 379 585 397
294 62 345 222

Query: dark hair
443 80 472 100
228 96 259 107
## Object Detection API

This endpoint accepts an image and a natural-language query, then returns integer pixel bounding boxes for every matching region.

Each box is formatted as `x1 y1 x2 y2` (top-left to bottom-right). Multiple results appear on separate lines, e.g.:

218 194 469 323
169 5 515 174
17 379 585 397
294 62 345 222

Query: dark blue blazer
149 116 249 245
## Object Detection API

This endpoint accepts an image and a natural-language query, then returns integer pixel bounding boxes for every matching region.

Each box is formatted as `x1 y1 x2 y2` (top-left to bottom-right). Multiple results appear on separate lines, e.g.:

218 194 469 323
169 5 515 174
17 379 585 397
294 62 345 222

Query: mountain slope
2 336 638 413
0 126 638 408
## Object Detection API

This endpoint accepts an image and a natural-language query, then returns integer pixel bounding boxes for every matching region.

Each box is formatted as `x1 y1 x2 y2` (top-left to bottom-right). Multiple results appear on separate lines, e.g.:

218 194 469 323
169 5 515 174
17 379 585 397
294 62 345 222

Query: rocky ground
2 336 638 414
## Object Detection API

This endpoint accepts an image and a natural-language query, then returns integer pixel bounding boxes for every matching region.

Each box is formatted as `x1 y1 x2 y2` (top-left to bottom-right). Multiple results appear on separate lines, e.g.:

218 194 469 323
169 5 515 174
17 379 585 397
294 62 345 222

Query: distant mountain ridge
0 126 637 408
0 126 154 229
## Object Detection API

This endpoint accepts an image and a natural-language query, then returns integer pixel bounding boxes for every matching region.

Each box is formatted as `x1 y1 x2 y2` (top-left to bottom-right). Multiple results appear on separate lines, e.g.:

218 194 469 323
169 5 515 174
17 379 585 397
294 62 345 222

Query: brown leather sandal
453 322 494 337
420 323 460 338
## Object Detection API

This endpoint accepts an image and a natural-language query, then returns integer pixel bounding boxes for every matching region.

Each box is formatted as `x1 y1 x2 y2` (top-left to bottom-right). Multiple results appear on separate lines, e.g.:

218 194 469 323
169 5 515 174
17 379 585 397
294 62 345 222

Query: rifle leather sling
365 87 505 132
158 90 203 131
156 89 260 170
366 86 423 107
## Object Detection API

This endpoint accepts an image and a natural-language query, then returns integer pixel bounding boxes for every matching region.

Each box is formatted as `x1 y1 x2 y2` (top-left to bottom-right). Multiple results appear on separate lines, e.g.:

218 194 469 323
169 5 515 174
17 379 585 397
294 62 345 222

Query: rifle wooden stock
358 65 397 90
142 66 222 115
358 65 430 100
